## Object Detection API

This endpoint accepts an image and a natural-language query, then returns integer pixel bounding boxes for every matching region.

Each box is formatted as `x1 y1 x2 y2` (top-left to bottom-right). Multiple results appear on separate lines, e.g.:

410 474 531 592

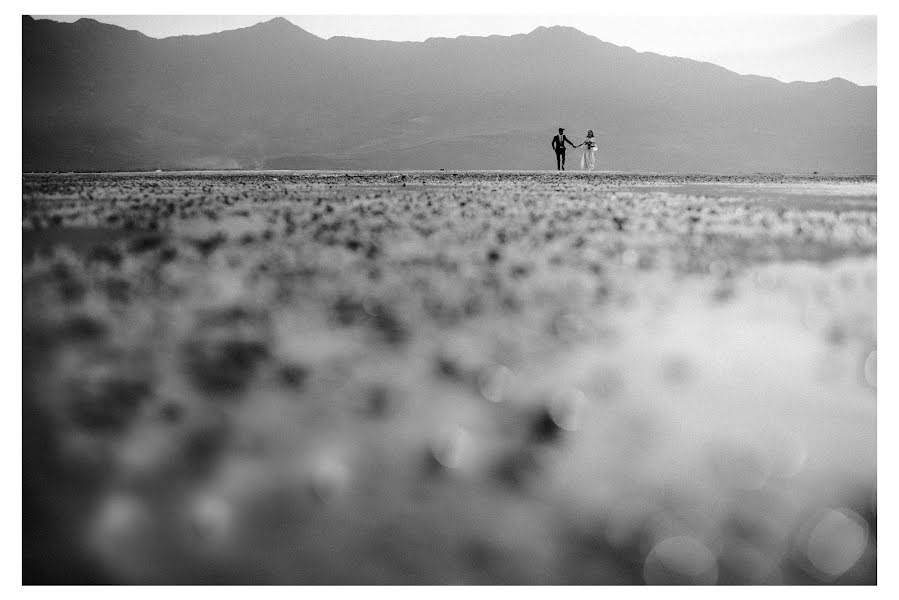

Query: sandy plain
22 171 876 584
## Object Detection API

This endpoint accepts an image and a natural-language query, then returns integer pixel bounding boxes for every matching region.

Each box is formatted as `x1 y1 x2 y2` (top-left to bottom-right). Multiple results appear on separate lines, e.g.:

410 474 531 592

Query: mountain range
22 16 876 173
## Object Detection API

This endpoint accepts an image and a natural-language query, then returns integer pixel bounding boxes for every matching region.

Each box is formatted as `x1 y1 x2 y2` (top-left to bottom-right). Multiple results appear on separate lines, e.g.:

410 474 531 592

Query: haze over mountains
23 16 876 173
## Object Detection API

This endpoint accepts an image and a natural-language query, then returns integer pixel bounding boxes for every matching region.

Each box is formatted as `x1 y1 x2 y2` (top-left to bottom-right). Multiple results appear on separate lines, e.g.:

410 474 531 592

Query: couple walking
551 127 597 171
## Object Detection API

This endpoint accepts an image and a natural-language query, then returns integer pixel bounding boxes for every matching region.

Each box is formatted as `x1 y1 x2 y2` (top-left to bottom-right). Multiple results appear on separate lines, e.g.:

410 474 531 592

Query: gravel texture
23 171 876 584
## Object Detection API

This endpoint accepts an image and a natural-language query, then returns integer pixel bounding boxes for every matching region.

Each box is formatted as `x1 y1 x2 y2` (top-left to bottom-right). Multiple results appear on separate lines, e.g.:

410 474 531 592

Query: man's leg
555 150 562 170
560 150 565 171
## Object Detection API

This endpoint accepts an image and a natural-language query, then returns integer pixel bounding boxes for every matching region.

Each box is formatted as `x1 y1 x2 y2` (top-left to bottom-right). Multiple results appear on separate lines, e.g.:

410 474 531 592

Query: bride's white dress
580 136 597 171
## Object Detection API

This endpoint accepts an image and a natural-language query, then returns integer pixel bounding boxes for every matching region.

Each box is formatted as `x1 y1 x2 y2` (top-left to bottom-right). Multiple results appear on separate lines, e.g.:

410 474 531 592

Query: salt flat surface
23 172 876 584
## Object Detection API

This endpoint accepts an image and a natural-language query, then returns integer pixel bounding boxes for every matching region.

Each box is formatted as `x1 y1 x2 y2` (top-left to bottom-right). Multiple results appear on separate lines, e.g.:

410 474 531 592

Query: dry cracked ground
23 171 876 584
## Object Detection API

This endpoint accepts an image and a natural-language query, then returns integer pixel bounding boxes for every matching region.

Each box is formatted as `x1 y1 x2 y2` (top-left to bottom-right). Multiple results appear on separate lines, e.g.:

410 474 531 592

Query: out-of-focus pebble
643 535 718 585
188 492 235 546
621 249 639 268
306 453 352 502
429 426 470 471
765 430 808 480
90 492 148 557
804 509 868 580
548 387 587 433
864 350 876 388
478 365 512 404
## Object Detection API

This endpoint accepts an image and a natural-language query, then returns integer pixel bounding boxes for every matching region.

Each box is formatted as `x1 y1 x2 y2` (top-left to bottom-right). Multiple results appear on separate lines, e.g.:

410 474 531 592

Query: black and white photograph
15 0 887 587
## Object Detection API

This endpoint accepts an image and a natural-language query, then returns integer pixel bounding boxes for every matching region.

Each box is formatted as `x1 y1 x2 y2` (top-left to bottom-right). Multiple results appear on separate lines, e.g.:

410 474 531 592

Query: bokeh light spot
805 509 868 579
643 535 718 585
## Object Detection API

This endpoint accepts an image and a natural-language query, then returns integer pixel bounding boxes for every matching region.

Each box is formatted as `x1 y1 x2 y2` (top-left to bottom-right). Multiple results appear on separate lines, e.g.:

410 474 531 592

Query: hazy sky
36 15 876 85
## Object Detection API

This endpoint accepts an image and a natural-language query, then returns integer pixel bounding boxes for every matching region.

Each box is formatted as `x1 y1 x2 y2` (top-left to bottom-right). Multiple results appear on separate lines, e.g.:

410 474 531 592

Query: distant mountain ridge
22 16 876 173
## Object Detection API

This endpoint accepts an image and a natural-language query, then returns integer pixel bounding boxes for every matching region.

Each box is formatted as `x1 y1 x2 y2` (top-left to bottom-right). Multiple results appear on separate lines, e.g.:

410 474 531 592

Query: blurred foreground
23 171 876 584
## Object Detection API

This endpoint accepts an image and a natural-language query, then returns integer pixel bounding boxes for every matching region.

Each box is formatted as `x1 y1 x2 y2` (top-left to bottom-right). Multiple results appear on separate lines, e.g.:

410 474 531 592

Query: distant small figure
551 128 577 171
579 130 597 171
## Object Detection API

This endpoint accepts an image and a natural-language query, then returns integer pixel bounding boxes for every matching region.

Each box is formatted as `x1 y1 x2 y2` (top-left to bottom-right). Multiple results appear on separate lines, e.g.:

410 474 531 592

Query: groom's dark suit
552 133 576 170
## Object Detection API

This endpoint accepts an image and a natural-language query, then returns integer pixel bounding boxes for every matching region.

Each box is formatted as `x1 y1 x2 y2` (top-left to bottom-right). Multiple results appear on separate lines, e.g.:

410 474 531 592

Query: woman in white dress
579 130 597 171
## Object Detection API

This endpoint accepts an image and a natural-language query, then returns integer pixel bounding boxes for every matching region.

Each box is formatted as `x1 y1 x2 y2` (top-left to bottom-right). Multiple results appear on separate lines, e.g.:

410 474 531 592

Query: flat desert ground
23 171 876 584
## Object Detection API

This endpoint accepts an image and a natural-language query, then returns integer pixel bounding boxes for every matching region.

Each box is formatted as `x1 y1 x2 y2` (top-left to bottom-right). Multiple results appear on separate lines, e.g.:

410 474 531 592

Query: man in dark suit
551 128 577 171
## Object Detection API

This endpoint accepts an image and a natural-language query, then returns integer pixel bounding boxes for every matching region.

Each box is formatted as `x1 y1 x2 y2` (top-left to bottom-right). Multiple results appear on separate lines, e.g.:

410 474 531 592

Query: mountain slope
22 16 876 173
